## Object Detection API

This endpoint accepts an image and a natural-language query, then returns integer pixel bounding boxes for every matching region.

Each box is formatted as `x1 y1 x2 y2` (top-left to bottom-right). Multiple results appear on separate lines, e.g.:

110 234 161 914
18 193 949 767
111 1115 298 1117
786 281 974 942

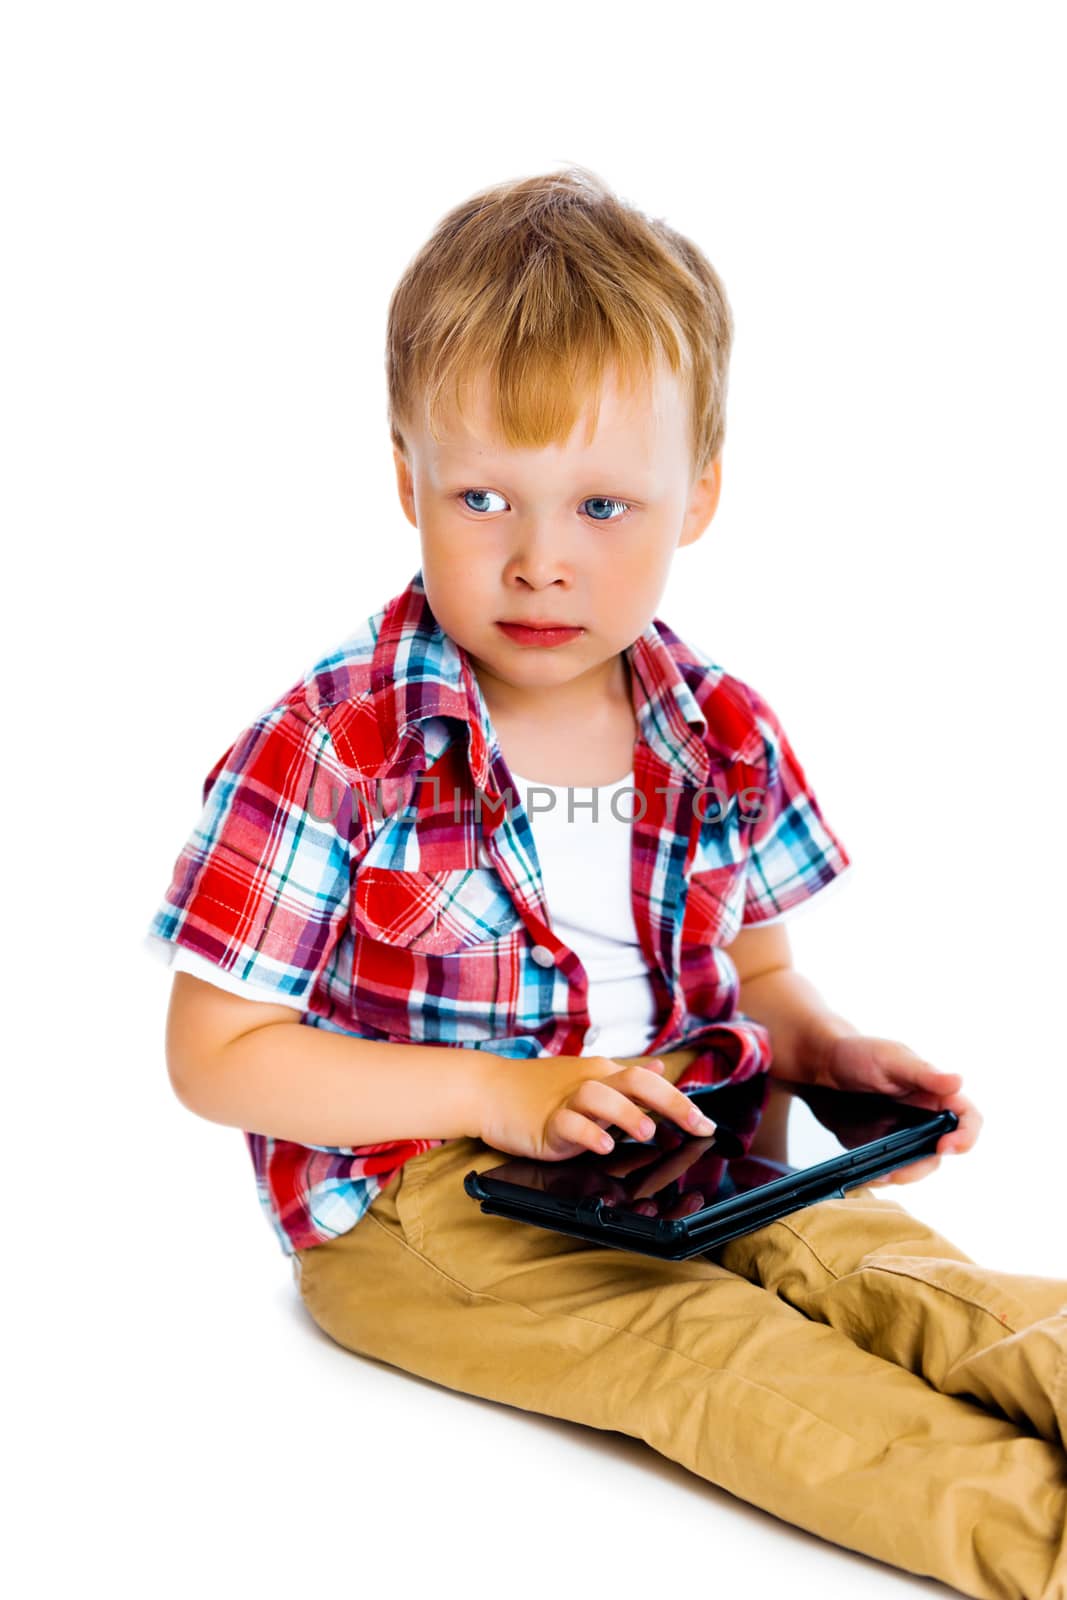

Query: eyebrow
440 476 657 506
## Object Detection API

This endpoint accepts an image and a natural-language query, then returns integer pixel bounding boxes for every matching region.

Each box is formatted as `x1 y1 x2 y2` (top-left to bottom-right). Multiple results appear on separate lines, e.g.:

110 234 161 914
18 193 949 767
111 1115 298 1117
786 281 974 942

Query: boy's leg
709 1180 1067 1449
295 1120 1067 1599
640 1054 1067 1452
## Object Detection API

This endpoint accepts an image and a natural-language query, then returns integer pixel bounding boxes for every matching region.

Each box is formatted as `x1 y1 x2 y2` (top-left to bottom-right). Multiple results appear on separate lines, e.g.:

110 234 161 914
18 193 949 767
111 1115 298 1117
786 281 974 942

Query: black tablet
464 1073 959 1261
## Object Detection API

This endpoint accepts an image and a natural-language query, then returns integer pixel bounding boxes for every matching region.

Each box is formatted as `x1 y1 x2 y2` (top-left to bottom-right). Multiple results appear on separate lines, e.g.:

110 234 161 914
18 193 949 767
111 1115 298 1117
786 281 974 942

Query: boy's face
392 357 722 721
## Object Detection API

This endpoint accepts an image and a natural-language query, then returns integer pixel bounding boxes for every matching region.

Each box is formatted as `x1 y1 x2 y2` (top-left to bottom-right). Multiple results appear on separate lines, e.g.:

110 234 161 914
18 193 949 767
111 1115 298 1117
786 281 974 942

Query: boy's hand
812 1034 983 1186
474 1054 717 1163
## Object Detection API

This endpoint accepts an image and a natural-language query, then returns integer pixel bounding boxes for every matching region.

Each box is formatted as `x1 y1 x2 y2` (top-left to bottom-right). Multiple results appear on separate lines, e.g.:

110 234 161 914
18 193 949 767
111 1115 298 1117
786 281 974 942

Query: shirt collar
370 568 751 792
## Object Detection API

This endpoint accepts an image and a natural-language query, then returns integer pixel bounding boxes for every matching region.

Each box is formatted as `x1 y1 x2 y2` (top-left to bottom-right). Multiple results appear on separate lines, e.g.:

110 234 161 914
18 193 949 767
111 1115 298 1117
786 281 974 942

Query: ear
678 455 722 549
392 444 418 529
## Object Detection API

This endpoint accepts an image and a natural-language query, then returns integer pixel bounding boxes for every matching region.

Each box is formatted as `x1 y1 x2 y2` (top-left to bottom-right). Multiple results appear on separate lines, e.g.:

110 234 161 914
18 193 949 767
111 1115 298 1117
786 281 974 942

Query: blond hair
385 165 734 481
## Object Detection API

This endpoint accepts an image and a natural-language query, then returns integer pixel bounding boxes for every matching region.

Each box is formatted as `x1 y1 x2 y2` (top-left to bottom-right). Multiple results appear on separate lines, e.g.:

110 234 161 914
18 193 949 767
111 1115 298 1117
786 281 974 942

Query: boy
145 168 1066 1598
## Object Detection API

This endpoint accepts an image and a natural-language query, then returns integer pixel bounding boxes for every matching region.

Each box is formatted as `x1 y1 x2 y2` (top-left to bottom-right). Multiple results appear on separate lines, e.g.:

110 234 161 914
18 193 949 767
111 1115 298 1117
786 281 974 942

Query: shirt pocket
352 866 524 956
682 862 748 948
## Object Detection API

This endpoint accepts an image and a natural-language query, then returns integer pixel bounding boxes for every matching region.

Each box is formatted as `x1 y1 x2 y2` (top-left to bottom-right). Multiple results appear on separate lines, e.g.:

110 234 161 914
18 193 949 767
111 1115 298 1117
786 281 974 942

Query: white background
6 3 1064 1596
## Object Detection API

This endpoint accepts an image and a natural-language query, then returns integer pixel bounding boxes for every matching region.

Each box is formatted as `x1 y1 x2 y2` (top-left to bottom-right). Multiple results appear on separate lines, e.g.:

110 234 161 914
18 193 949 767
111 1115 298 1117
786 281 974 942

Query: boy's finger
940 1098 982 1153
894 1063 962 1096
873 1155 942 1186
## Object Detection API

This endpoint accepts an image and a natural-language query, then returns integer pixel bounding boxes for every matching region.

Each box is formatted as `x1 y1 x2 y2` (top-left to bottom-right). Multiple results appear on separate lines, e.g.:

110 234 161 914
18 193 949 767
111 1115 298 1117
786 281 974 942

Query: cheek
422 537 473 592
603 535 673 603
422 562 492 642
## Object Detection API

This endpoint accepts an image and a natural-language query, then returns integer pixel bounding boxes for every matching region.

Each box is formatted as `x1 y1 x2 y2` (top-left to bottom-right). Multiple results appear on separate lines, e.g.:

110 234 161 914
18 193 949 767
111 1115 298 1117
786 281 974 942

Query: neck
475 651 632 728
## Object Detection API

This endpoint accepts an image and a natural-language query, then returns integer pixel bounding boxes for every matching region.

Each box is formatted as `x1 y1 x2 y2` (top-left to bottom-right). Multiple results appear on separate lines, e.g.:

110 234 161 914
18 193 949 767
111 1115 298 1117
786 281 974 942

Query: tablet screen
478 1075 947 1227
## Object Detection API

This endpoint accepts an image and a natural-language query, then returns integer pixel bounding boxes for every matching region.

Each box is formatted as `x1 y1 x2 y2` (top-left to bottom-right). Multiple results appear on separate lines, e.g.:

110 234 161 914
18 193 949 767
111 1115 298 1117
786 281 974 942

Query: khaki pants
293 1047 1067 1599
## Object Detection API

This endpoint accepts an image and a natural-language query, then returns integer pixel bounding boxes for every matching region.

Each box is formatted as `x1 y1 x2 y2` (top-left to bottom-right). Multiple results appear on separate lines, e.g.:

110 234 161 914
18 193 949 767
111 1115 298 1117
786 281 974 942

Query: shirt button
530 943 556 968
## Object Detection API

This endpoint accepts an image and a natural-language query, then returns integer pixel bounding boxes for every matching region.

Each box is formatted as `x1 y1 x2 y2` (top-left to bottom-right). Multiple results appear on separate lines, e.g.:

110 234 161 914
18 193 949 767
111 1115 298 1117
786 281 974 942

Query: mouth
496 620 586 647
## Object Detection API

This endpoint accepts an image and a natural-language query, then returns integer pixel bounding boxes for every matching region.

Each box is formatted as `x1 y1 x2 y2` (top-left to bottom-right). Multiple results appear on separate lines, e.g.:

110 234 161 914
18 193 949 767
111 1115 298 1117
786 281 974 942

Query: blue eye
582 497 630 522
458 490 632 522
461 489 507 514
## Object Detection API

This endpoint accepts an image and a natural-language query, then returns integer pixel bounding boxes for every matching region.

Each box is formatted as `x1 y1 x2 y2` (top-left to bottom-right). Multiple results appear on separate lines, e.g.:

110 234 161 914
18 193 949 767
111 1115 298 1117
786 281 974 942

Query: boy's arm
165 973 707 1161
166 972 490 1147
724 922 860 1084
724 923 982 1179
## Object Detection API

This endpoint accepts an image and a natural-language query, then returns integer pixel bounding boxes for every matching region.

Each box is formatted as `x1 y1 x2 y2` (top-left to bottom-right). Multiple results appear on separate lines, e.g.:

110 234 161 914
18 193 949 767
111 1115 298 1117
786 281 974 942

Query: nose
504 516 574 592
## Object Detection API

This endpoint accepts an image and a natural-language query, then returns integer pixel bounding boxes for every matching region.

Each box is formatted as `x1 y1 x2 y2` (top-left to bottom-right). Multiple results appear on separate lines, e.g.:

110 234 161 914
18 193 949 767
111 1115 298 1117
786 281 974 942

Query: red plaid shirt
146 568 852 1256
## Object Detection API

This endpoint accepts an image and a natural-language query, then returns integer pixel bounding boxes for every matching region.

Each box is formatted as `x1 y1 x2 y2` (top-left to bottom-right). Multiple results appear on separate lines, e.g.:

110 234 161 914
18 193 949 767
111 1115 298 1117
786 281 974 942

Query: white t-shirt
505 767 659 1057
156 766 662 1057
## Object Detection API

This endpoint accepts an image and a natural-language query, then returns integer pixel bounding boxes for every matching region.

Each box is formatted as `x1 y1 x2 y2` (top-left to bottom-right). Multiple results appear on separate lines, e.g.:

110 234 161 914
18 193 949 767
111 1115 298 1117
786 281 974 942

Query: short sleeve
144 696 356 1005
739 686 853 927
158 943 309 1012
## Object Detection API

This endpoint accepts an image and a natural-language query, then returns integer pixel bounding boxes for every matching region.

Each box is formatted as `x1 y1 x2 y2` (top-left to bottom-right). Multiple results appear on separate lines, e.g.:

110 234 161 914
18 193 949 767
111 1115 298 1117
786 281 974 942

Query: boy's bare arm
166 971 489 1147
724 922 860 1083
725 923 982 1179
164 971 709 1159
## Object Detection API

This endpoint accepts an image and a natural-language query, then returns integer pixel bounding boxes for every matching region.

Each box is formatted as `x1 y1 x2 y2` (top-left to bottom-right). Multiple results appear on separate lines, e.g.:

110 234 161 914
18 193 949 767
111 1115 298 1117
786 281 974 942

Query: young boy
145 167 1066 1598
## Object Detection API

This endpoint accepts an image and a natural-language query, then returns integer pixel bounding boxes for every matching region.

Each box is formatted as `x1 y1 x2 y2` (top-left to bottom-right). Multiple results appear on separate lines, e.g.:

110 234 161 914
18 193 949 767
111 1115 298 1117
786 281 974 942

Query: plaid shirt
145 568 852 1257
